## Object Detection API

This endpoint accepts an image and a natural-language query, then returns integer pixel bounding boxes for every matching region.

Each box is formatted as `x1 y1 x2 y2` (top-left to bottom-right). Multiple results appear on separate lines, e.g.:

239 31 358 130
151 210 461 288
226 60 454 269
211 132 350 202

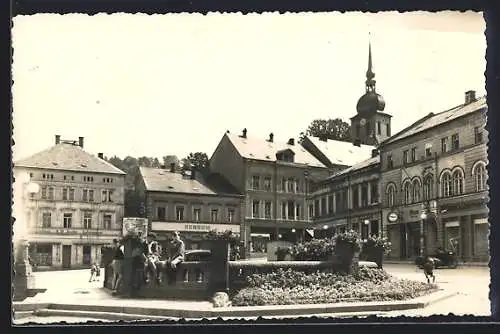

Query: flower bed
231 267 438 306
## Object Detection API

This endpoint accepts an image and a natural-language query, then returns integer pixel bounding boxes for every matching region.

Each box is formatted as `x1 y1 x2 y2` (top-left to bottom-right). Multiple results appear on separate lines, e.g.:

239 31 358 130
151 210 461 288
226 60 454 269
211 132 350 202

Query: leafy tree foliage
181 152 209 171
301 118 351 143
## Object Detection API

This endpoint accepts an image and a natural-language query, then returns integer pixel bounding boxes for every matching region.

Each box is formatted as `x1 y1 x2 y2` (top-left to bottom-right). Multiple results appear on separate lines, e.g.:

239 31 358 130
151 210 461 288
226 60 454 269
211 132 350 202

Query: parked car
184 249 212 262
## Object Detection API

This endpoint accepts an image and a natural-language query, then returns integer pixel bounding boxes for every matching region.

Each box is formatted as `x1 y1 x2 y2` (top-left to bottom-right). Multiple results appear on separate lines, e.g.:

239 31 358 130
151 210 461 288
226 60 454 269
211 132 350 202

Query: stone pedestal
13 240 36 301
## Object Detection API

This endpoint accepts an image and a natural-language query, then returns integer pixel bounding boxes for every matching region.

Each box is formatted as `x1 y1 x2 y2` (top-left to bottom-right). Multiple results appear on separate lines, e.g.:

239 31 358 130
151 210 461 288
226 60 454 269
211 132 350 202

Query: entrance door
62 245 72 269
400 224 407 259
83 245 92 265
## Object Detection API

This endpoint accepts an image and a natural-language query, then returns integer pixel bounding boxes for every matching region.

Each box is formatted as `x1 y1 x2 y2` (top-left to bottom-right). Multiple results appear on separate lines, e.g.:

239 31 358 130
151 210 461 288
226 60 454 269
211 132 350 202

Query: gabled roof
382 96 487 146
326 156 380 181
225 132 326 168
14 143 126 175
304 136 375 167
139 167 242 196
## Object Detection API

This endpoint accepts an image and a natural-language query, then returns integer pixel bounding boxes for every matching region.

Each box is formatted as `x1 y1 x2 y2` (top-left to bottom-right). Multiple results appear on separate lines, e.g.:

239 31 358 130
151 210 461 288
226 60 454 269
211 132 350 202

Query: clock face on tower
359 118 366 126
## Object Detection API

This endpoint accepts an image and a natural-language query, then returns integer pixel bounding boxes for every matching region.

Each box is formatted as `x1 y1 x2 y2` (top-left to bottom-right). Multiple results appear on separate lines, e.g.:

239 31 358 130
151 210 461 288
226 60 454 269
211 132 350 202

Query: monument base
13 261 37 301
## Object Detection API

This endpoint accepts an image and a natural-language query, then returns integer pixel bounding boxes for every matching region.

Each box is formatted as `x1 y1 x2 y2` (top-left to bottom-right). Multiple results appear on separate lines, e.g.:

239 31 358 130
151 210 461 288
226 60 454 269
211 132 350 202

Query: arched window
452 169 464 196
423 175 434 200
413 179 421 203
441 172 452 198
473 162 487 192
386 184 396 208
403 181 412 205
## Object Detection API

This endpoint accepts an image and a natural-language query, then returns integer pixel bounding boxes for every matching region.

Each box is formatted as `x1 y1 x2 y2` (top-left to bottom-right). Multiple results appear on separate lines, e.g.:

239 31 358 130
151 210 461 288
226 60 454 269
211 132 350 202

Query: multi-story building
379 91 488 262
209 129 330 252
14 135 126 270
309 43 388 239
135 164 243 249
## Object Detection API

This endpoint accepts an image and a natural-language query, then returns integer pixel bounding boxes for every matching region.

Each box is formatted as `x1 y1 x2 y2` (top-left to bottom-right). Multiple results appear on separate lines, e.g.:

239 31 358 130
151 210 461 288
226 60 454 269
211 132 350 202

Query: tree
302 118 351 142
162 155 181 171
181 152 209 172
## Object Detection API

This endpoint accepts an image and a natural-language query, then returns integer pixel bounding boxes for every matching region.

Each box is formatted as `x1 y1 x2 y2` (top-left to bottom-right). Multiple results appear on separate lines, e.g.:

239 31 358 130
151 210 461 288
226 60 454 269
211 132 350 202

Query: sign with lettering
387 212 399 223
151 222 240 234
122 217 148 237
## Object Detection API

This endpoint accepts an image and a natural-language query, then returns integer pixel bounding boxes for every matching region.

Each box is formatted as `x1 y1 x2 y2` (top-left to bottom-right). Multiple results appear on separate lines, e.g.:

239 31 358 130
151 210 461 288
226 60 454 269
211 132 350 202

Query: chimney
190 169 196 180
78 137 84 148
353 139 361 147
55 135 61 144
170 163 176 173
287 138 295 146
371 149 378 158
241 128 247 138
465 90 476 104
98 153 104 159
268 133 274 142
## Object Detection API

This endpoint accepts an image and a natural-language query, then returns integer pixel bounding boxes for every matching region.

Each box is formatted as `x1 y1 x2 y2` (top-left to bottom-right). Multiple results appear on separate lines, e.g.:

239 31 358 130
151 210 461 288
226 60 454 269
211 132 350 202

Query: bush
232 268 437 306
202 230 242 260
289 238 336 261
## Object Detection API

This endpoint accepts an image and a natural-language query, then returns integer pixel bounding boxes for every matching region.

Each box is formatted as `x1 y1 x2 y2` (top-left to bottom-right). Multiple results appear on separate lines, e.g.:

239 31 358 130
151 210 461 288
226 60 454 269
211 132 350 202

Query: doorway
62 245 72 269
83 245 92 265
400 224 407 259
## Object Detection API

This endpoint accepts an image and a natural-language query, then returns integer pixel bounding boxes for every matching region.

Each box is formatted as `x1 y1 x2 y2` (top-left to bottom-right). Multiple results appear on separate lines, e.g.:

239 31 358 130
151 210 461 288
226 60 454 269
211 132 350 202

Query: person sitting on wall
144 232 161 285
165 231 185 284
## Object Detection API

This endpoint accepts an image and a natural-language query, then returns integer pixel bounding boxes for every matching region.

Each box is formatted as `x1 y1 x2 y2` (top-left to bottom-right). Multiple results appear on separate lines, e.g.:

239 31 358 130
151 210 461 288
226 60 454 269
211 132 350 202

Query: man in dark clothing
111 239 124 293
423 256 436 283
165 231 185 284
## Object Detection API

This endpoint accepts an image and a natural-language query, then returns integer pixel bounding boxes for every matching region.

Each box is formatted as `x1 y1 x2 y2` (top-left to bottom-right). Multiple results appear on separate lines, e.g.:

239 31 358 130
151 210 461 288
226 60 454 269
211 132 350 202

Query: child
95 263 101 281
89 262 98 282
423 257 436 284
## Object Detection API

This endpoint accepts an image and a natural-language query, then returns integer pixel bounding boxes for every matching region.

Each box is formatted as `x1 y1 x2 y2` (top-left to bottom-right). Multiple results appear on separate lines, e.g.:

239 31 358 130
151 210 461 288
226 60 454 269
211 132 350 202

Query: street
13 264 491 324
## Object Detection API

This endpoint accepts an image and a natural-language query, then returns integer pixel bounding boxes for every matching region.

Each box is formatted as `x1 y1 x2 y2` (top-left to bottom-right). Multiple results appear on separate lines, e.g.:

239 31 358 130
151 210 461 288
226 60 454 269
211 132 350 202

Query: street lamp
13 171 39 301
420 212 427 257
363 219 370 238
291 228 296 233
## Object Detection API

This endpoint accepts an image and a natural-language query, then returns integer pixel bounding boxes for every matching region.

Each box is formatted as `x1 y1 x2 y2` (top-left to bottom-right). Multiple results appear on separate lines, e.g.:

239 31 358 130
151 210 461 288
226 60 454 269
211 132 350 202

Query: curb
13 290 458 320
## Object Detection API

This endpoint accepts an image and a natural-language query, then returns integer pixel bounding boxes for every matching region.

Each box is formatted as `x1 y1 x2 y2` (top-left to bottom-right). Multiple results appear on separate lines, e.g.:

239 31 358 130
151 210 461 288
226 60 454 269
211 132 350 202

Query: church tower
350 41 392 146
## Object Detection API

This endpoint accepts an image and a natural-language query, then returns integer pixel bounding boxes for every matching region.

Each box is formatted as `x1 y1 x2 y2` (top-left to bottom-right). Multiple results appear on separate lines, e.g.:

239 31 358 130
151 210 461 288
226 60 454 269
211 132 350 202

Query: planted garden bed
231 266 438 306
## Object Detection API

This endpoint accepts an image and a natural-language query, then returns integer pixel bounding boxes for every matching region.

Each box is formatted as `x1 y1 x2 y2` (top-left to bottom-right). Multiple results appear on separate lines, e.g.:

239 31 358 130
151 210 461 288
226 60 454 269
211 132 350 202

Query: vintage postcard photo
11 11 489 324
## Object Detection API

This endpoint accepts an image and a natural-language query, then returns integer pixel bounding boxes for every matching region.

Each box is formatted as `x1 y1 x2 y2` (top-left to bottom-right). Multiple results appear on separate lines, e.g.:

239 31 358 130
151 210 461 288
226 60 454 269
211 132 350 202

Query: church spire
365 35 376 93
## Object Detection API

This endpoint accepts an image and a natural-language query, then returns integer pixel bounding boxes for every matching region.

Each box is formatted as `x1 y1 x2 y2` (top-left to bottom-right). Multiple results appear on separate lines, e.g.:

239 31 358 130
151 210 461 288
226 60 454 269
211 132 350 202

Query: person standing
111 239 124 294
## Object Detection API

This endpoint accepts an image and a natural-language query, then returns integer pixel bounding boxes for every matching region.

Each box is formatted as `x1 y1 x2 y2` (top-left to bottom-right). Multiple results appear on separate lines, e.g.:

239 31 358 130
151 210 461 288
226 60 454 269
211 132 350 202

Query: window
46 187 54 200
42 212 51 228
227 209 235 222
252 175 260 190
83 189 88 202
441 137 448 153
386 184 396 208
403 150 409 164
294 179 300 193
193 208 201 222
423 175 434 200
328 195 334 214
387 154 393 169
308 204 314 219
281 178 287 192
286 201 295 220
340 189 348 211
474 127 483 144
413 179 421 203
474 162 487 192
425 147 432 158
352 187 359 209
157 206 166 221
287 178 295 192
321 197 327 215
83 212 92 229
377 121 381 135
295 204 301 220
263 177 272 191
63 213 72 228
176 206 185 221
211 209 219 222
361 184 368 207
252 201 260 218
69 188 75 201
386 123 391 136
451 133 460 150
281 202 287 219
62 188 68 201
370 181 378 204
411 147 416 162
314 200 320 216
403 181 412 204
102 189 114 203
103 214 112 229
441 172 452 198
264 201 272 219
452 170 464 196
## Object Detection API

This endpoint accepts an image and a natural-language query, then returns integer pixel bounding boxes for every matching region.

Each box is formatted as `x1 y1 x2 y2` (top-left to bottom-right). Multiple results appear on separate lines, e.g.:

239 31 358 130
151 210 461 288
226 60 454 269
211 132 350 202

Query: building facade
135 165 244 249
379 91 488 262
14 136 126 270
209 130 330 253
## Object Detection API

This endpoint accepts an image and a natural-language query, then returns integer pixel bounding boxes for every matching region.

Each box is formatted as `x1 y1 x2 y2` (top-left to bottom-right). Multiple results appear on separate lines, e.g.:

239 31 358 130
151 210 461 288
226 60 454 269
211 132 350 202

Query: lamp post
13 171 39 301
420 212 427 257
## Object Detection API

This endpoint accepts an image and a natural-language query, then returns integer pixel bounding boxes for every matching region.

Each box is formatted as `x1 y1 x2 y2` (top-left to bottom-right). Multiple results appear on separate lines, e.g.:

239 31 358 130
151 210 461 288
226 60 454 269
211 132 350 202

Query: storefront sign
387 212 399 223
474 218 488 225
445 221 460 227
122 217 148 237
409 210 420 218
151 222 240 234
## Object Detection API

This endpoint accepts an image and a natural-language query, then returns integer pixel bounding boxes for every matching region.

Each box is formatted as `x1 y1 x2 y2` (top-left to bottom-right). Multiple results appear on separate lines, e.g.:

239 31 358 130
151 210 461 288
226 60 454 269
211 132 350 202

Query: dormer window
276 149 295 163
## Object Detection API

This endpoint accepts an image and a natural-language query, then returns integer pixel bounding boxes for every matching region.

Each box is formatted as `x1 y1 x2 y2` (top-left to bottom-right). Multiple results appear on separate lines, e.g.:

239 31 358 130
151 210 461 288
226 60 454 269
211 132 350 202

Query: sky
12 11 486 162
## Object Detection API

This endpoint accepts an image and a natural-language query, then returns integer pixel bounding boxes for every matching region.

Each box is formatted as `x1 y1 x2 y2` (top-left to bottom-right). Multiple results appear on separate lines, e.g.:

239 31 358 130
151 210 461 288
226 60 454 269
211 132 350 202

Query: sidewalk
384 260 489 267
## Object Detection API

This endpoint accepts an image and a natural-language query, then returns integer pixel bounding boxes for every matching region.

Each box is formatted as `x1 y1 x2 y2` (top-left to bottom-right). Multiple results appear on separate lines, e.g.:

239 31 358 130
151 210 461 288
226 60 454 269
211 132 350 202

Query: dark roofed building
13 135 126 270
135 166 244 248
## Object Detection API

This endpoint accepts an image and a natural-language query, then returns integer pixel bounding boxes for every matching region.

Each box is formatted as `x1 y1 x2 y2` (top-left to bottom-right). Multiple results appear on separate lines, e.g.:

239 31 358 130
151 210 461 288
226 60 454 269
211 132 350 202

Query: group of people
109 231 185 295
